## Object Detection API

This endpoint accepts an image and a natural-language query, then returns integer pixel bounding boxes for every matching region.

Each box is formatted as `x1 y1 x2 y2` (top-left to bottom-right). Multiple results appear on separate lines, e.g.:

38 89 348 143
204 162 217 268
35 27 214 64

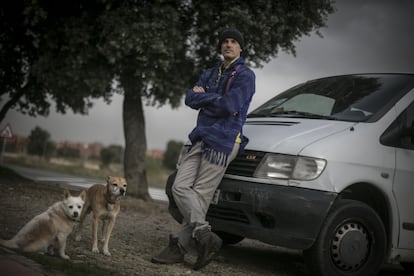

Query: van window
249 74 414 122
381 101 414 150
404 103 414 148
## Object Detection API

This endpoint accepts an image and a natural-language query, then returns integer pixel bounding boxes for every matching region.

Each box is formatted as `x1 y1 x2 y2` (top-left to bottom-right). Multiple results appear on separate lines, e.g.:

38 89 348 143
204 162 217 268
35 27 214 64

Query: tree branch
0 88 26 123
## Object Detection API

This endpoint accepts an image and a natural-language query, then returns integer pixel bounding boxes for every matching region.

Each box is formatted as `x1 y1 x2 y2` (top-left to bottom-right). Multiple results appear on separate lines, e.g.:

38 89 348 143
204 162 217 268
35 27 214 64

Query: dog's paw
60 254 70 260
103 250 111 256
92 247 100 254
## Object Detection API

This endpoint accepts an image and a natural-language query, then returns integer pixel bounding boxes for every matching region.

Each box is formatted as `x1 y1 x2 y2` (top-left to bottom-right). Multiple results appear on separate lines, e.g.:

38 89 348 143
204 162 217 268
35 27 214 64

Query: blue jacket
185 57 255 166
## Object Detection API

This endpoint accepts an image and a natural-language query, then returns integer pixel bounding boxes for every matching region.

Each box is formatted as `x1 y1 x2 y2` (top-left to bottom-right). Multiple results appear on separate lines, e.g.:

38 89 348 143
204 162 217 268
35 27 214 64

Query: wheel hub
331 222 370 271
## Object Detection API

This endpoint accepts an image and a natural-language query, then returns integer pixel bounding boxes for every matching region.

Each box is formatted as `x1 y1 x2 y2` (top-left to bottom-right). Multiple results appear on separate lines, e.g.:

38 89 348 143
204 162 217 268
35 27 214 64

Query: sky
4 0 414 150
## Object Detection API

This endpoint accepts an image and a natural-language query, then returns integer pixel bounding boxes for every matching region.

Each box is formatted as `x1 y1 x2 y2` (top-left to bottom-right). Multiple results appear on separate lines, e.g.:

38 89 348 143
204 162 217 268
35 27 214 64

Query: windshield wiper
270 110 338 120
247 113 270 118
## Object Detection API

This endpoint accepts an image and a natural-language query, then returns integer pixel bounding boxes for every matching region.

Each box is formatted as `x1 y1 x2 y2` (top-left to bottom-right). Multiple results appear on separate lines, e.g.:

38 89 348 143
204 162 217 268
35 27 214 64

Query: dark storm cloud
322 0 414 72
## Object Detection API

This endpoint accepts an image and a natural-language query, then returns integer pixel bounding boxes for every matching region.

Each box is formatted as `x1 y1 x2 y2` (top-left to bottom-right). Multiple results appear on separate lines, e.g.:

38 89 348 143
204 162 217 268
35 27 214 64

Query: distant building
147 149 164 159
55 141 103 159
4 133 163 160
4 135 28 153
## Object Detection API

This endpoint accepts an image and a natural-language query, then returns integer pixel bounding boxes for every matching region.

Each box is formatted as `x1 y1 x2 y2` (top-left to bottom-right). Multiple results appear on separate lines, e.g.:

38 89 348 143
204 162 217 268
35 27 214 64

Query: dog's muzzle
70 212 80 221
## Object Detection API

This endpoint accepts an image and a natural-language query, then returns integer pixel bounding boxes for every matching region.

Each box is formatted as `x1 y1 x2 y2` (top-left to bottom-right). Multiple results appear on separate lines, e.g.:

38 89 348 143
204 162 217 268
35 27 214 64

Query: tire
213 230 244 245
304 199 387 276
401 262 414 272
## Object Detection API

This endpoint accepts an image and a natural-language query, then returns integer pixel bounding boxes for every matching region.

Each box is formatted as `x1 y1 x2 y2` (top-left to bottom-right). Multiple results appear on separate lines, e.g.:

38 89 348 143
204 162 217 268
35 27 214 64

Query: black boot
151 235 184 264
193 228 222 270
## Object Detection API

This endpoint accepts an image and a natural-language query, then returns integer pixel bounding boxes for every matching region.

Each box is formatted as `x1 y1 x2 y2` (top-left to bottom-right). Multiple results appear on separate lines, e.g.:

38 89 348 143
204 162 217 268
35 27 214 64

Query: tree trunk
121 74 151 201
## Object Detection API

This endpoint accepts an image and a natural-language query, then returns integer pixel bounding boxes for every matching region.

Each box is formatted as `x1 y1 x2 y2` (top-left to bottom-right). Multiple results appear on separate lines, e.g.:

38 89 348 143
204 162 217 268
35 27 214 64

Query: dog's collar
105 193 120 205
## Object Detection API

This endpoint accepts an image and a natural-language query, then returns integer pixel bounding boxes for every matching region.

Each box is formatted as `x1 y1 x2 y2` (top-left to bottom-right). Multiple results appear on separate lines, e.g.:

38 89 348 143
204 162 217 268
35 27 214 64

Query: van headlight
254 154 326 181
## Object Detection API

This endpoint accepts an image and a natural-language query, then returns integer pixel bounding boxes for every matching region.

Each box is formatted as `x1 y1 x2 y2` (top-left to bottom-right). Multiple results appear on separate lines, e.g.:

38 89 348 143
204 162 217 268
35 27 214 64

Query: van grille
207 205 250 224
225 150 265 177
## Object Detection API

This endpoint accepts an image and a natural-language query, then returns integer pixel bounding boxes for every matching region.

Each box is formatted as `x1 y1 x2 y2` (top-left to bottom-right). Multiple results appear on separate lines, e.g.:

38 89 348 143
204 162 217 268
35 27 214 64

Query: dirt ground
0 170 407 276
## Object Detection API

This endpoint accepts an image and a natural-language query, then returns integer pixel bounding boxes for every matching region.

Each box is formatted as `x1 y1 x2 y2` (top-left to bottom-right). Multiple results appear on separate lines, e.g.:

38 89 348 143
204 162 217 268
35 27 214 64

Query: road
3 164 168 202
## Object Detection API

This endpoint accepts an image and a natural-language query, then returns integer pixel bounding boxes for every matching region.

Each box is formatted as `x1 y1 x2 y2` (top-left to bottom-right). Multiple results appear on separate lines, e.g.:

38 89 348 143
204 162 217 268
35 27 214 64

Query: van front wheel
304 199 386 276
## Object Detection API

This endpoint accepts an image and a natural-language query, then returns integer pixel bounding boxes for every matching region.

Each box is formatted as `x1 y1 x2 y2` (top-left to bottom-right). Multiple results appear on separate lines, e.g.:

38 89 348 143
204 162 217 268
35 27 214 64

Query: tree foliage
0 1 115 121
188 1 335 69
163 140 184 170
27 126 53 158
100 144 124 167
0 0 335 199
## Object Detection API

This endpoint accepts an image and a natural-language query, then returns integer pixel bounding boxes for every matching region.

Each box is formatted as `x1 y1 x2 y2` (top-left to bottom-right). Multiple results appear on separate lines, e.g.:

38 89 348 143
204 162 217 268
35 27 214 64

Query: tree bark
121 74 151 201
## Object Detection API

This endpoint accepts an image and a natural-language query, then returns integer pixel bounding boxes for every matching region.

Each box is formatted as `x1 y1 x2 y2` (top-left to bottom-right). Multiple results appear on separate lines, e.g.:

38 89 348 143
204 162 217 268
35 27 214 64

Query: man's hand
193 86 205 93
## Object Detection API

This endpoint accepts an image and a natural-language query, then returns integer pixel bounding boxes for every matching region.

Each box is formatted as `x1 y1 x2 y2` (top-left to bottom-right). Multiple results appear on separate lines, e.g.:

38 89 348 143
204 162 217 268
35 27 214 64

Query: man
152 28 255 270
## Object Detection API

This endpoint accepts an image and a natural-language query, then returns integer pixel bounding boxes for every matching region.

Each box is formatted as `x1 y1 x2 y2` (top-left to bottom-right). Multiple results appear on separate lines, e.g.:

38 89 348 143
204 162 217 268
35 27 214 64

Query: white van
170 73 414 276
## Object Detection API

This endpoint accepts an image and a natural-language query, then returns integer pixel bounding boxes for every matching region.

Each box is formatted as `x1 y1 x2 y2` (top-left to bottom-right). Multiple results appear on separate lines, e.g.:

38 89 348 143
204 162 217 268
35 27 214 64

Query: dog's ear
64 189 71 199
107 176 112 183
79 190 87 201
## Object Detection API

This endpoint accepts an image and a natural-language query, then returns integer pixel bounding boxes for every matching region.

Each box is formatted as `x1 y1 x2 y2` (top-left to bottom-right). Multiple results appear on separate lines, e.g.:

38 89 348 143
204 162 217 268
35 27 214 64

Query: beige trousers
172 141 239 254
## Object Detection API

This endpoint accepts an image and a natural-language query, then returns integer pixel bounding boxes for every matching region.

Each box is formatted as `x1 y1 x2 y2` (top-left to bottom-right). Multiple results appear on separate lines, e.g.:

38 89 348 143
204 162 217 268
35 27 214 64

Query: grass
2 153 173 189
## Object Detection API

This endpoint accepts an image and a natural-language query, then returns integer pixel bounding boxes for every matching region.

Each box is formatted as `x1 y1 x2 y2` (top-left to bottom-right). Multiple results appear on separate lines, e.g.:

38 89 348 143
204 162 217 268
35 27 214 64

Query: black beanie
217 28 244 51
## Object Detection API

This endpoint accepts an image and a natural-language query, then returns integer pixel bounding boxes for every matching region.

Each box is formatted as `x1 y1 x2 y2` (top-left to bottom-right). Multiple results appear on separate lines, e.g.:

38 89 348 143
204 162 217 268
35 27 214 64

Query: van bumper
206 178 337 250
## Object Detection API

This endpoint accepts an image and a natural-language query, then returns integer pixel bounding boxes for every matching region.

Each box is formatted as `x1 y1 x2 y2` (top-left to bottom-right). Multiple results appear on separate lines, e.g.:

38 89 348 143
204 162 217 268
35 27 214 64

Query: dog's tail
0 238 18 249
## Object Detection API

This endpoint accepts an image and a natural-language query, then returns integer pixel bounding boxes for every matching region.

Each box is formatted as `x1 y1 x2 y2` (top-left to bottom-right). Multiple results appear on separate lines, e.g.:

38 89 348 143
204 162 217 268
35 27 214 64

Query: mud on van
169 73 414 275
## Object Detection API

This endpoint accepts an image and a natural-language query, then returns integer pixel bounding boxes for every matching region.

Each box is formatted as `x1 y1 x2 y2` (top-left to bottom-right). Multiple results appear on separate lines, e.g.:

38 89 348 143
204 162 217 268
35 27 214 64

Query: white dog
0 189 86 259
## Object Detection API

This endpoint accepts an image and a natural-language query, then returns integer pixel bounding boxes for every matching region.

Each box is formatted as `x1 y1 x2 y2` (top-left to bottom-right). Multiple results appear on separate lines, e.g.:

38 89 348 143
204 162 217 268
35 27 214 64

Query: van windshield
249 74 414 122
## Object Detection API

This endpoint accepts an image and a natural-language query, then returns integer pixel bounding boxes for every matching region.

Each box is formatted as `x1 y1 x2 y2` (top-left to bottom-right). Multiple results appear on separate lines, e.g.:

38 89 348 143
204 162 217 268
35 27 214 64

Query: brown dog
74 176 127 256
0 189 86 259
